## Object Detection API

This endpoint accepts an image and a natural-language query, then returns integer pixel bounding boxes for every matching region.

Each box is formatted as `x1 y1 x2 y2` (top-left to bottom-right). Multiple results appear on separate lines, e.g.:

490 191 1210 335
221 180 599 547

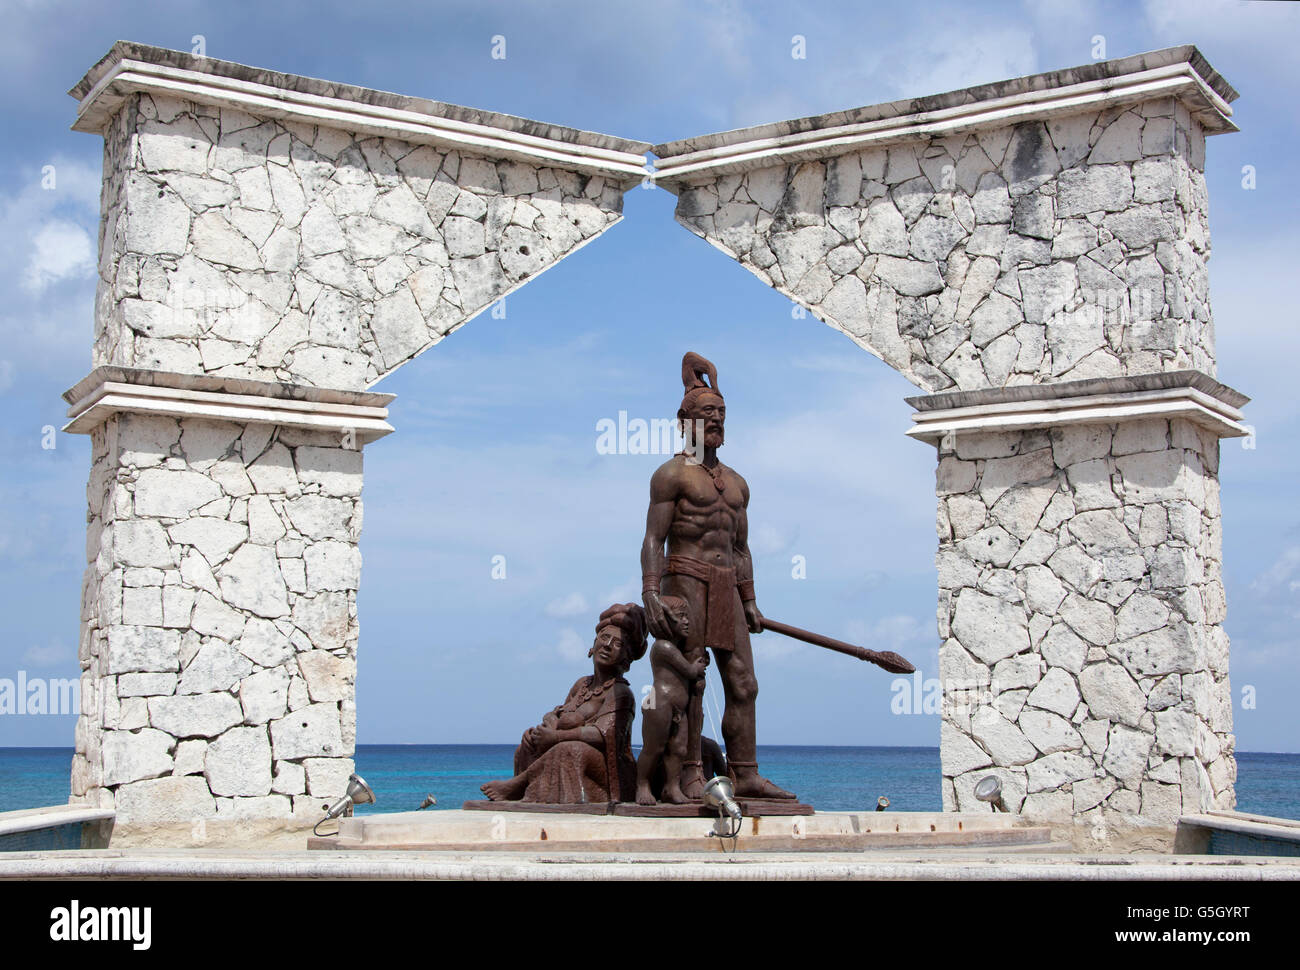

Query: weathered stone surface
1026 752 1094 792
970 707 1037 765
106 626 181 674
991 655 1040 693
190 592 246 641
218 544 290 617
114 775 216 822
1039 623 1088 674
1102 724 1153 789
178 640 254 694
1019 709 1083 754
1056 165 1133 216
133 468 224 518
951 589 1028 664
297 651 355 703
236 616 295 667
272 760 306 795
101 728 174 785
205 726 273 796
941 721 993 775
1140 779 1183 823
304 541 362 591
212 794 291 818
284 495 352 540
270 702 345 760
173 738 207 776
1073 775 1118 813
1079 662 1146 728
290 592 352 652
304 757 354 797
1025 668 1080 718
239 666 291 724
1155 708 1196 757
1108 625 1198 678
117 672 178 697
114 520 174 567
148 693 243 738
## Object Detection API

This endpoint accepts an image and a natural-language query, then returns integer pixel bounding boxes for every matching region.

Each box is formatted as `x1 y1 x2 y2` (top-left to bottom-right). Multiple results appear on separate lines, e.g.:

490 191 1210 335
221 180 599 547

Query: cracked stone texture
671 99 1215 392
70 412 360 818
95 92 630 389
935 418 1234 825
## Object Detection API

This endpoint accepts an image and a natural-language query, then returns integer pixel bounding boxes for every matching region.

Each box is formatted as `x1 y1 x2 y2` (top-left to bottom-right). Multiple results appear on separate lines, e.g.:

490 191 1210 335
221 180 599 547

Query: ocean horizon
2 745 1297 819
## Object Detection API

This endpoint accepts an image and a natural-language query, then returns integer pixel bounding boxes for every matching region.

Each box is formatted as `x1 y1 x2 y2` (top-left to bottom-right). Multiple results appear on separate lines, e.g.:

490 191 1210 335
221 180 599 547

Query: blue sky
0 0 1296 752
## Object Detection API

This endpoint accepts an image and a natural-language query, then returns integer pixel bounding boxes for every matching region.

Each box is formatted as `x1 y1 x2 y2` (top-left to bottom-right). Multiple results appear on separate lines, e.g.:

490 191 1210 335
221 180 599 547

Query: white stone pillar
64 367 392 835
63 41 648 836
910 372 1247 845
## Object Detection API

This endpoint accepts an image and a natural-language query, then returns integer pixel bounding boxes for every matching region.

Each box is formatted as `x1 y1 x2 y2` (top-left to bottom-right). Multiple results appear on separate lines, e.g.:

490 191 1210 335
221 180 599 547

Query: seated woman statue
481 603 648 804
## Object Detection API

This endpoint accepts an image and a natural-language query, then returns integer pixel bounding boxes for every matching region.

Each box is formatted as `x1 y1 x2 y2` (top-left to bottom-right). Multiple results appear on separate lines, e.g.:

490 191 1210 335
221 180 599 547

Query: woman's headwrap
678 351 723 417
594 602 649 666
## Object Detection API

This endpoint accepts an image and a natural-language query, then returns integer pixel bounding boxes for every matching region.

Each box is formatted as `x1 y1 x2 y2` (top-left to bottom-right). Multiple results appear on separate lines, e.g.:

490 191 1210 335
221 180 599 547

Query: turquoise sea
1 746 1298 818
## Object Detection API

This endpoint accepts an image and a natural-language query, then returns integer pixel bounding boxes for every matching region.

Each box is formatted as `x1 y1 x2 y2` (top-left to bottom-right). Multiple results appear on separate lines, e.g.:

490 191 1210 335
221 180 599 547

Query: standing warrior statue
641 352 795 801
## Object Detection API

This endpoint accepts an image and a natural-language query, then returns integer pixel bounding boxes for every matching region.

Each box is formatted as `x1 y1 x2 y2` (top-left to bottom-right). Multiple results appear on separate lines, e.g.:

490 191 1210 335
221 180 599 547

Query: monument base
308 809 1052 852
461 799 815 817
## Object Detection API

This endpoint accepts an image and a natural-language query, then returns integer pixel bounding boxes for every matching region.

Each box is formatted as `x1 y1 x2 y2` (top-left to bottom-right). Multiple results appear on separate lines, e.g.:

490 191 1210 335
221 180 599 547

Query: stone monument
61 42 1246 848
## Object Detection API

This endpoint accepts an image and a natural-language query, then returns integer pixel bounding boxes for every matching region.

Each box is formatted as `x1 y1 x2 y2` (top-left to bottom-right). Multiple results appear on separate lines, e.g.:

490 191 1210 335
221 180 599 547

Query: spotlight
702 775 742 838
973 775 1006 812
313 774 376 836
875 796 890 811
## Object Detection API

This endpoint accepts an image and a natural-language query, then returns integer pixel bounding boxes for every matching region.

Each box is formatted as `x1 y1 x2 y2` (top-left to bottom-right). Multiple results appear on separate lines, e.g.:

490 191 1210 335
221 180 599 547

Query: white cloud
554 627 588 662
22 643 67 667
750 521 798 557
884 25 1039 101
544 591 589 617
1250 544 1300 595
0 360 13 393
23 219 94 293
599 579 641 606
844 613 930 651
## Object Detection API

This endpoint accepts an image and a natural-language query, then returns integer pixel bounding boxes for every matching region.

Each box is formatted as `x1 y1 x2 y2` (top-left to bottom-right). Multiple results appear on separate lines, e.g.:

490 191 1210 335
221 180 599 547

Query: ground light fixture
974 775 1007 812
703 775 743 839
313 774 377 836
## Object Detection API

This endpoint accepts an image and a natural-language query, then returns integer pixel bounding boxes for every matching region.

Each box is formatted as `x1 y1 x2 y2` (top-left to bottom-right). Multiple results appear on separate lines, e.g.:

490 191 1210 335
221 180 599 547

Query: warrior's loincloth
663 554 739 653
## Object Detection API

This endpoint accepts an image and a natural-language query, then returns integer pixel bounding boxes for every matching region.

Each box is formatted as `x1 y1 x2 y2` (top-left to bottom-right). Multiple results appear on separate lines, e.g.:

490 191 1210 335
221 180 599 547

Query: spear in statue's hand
758 618 916 674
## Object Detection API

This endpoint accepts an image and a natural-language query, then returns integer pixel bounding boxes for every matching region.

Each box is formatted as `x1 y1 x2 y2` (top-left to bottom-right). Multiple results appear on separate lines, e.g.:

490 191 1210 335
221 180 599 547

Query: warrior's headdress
678 351 723 416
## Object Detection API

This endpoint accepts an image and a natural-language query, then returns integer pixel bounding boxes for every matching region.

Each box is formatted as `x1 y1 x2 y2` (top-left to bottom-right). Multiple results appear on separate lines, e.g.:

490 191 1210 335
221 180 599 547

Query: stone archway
63 41 1248 847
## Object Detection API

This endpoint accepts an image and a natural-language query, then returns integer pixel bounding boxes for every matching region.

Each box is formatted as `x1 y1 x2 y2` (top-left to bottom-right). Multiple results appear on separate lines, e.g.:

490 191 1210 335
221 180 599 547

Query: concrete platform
4 847 1300 880
308 809 1053 853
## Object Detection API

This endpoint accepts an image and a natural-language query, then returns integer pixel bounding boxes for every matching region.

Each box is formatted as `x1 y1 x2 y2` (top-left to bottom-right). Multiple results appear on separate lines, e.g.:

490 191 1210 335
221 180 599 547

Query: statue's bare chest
674 464 744 521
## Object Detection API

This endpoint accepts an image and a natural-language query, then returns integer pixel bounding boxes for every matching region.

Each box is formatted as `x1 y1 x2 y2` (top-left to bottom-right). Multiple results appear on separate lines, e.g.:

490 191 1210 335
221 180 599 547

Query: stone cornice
71 42 652 184
653 46 1237 186
63 366 395 442
905 370 1249 445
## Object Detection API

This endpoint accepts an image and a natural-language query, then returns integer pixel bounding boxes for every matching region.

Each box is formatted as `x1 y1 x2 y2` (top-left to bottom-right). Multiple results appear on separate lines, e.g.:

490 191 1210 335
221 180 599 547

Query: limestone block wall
71 411 363 822
94 90 631 388
665 101 1215 393
935 417 1233 827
